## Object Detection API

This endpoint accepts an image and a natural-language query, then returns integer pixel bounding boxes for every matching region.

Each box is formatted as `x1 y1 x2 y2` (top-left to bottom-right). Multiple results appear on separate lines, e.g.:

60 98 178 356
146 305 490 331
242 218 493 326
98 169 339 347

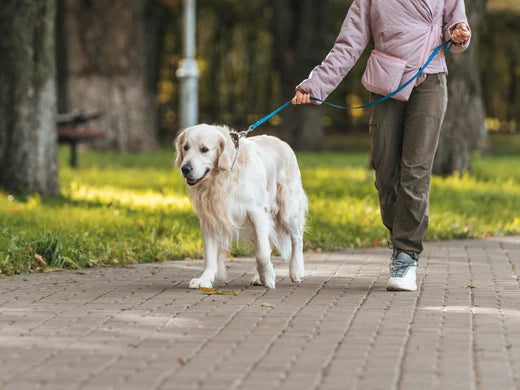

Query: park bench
56 110 106 168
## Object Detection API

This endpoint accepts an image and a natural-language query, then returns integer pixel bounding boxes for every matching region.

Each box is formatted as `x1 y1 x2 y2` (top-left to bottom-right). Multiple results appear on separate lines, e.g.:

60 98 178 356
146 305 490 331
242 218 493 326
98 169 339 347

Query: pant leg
391 74 448 256
368 95 406 233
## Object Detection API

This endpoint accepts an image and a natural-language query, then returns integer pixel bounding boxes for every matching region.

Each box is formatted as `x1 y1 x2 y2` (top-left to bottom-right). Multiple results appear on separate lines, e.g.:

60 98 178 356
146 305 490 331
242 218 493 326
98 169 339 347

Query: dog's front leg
250 210 276 289
189 225 219 289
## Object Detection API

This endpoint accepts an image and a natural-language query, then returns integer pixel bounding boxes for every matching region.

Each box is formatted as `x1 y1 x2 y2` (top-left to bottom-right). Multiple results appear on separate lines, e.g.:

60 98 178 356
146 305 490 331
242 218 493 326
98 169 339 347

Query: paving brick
0 237 519 389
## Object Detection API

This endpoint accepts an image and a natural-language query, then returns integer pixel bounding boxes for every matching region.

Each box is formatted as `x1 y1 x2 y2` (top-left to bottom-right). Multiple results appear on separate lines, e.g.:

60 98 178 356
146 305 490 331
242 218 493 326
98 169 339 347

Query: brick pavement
0 237 519 390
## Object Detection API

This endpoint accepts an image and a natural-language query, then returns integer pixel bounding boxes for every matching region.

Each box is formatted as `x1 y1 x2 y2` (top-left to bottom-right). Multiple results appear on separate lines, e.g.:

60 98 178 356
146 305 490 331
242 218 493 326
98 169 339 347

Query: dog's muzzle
182 163 210 186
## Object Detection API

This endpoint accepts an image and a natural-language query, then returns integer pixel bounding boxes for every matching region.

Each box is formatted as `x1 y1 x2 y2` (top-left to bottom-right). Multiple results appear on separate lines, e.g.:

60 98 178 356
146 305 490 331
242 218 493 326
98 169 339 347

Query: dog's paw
189 277 213 289
289 267 305 283
290 270 302 284
250 273 263 286
260 267 276 289
290 259 305 284
215 267 227 284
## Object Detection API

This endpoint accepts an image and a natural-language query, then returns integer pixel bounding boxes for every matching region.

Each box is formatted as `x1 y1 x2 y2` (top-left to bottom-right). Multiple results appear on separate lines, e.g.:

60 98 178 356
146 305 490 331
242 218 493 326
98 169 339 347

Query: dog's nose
181 163 193 176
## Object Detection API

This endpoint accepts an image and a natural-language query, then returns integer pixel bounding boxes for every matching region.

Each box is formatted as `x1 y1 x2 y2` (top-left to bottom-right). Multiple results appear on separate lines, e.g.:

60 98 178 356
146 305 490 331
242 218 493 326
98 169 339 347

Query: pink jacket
298 0 471 102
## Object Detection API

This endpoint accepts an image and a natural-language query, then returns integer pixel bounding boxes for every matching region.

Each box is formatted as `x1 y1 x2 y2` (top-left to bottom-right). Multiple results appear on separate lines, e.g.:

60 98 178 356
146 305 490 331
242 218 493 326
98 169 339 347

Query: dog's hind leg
189 225 219 289
250 210 276 289
289 225 305 283
215 247 228 284
278 184 307 284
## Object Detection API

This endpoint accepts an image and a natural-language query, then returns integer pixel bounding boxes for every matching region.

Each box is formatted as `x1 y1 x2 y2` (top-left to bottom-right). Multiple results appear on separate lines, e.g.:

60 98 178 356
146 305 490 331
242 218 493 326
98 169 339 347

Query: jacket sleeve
443 0 471 53
297 0 371 103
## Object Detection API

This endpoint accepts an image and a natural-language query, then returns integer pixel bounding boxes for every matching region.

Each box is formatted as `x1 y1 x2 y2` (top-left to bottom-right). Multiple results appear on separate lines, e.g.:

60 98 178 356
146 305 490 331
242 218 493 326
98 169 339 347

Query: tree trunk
0 0 60 197
61 0 159 151
433 0 488 175
272 0 331 150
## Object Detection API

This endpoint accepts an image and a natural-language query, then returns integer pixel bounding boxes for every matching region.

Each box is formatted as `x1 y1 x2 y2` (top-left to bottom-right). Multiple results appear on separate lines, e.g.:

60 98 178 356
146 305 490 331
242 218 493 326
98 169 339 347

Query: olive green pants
368 73 448 259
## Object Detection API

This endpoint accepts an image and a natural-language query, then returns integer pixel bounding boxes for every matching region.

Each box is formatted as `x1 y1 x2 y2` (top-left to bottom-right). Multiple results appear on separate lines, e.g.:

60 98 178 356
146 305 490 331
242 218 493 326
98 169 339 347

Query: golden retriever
175 124 307 289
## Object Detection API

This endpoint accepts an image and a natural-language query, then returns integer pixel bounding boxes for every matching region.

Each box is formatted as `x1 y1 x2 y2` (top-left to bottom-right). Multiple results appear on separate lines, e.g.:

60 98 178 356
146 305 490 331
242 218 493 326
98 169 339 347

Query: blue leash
245 39 453 133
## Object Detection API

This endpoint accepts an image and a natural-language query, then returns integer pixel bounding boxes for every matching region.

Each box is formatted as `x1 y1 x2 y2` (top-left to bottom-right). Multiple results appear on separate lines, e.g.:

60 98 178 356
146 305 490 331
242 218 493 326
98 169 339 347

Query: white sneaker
386 252 417 291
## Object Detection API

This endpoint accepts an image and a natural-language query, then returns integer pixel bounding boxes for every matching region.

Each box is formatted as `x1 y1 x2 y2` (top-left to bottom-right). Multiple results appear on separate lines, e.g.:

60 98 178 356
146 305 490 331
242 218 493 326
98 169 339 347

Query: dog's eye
183 144 189 151
200 146 209 153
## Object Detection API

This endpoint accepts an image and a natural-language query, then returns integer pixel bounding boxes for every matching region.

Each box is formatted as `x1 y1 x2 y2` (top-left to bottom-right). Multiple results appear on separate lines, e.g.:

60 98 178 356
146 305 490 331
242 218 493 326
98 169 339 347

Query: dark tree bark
0 0 60 197
60 0 159 151
272 0 331 150
433 0 488 175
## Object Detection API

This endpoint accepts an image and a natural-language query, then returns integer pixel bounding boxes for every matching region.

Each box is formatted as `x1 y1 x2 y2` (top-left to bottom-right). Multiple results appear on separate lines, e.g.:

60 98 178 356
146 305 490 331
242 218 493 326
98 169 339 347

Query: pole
176 0 199 129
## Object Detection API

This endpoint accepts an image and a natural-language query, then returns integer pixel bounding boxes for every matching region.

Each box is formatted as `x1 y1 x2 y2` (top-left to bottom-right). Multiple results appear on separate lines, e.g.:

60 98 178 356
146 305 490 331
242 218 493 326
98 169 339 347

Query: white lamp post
176 0 199 129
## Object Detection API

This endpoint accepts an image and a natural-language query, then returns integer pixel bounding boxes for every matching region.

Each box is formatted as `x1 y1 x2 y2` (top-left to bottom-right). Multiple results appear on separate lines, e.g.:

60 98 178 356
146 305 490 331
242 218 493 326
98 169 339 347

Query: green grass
0 146 519 275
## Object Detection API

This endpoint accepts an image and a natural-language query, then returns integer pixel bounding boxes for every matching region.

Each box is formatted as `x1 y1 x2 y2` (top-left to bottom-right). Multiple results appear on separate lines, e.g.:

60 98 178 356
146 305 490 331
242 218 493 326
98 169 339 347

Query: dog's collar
229 129 249 170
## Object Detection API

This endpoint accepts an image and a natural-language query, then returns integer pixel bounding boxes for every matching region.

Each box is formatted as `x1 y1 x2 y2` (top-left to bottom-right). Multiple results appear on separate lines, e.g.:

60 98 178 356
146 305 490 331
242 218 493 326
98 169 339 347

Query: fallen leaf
177 356 185 365
464 285 478 289
199 287 219 294
199 287 238 296
261 302 275 308
34 254 47 267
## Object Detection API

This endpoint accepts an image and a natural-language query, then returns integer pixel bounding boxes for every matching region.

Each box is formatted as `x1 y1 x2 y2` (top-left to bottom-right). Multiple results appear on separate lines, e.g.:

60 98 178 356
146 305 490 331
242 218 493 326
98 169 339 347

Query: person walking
292 0 471 291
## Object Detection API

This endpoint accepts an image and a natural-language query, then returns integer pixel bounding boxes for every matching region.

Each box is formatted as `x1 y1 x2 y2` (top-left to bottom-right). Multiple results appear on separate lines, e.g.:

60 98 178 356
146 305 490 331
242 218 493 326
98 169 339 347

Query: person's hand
450 23 470 44
292 89 311 105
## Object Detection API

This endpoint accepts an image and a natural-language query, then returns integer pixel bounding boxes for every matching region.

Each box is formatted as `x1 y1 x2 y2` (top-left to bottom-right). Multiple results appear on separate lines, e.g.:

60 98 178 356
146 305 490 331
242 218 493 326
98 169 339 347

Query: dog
175 124 308 289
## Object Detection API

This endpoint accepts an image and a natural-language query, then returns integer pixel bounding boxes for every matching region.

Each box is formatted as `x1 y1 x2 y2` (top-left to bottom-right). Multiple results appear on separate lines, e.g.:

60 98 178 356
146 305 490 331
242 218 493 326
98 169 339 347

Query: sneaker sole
386 278 417 292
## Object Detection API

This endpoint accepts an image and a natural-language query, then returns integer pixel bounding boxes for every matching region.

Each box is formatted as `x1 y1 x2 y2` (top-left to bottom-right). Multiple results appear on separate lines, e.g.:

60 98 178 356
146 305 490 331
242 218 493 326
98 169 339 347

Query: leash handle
247 39 453 131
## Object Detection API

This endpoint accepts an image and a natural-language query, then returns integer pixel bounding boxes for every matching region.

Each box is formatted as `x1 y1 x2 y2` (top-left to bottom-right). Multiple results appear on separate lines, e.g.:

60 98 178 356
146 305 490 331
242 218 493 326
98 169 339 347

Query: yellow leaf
199 287 238 296
261 302 275 307
200 287 219 294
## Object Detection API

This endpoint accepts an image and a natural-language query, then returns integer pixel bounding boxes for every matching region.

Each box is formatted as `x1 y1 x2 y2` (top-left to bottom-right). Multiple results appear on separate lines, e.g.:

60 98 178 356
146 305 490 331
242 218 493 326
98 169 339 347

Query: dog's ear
218 133 235 171
174 131 186 168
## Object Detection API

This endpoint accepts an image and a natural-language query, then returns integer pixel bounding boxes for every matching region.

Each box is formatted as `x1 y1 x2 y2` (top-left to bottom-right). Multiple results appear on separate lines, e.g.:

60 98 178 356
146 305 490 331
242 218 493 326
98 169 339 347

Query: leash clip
230 128 251 147
228 127 253 170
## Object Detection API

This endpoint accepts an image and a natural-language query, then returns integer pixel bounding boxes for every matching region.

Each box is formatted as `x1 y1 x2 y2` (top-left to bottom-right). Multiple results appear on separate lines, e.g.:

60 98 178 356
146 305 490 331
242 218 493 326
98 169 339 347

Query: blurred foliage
156 0 519 137
0 142 519 275
156 0 369 138
480 10 520 133
488 0 520 13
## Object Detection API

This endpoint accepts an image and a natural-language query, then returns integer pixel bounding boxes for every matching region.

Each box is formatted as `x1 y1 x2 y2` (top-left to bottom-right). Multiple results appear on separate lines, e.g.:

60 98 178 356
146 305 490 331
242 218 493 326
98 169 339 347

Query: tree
59 0 160 151
433 0 488 175
271 0 332 150
0 0 60 197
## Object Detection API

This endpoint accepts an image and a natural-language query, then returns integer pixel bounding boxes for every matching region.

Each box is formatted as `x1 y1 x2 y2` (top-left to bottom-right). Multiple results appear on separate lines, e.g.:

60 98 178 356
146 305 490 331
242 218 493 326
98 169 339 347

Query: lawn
0 145 519 275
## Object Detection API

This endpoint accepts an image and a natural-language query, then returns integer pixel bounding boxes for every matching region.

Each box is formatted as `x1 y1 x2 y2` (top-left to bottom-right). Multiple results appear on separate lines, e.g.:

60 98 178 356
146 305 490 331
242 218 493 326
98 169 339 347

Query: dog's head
175 124 236 187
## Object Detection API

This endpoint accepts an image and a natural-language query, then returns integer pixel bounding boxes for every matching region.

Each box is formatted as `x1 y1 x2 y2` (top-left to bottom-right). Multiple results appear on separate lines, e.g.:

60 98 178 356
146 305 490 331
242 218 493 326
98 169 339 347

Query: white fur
175 124 308 289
